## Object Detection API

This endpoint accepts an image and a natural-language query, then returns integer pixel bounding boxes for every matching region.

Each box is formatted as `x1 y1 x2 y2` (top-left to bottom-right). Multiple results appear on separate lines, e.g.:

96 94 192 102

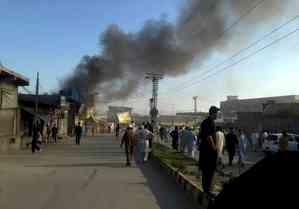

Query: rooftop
0 64 29 86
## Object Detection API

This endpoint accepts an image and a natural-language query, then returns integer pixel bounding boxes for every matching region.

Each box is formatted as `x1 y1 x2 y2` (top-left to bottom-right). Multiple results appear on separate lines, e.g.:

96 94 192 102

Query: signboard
117 112 131 124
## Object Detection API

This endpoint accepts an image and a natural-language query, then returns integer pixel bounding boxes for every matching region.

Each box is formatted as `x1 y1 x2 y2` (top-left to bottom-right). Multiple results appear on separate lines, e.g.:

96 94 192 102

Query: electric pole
145 72 164 131
193 96 198 113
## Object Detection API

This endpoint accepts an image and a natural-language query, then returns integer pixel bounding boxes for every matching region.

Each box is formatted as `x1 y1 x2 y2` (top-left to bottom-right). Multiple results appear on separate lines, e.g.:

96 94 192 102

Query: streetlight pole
145 72 164 132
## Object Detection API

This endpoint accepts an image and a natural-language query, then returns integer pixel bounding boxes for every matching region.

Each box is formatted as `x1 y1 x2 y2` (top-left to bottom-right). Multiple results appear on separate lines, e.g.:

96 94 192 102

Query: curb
151 155 204 207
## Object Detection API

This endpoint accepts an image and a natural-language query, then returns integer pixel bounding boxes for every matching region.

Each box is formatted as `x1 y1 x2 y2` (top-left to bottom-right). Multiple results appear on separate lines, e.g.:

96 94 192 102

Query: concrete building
220 95 299 122
19 93 78 140
133 114 205 127
236 103 299 134
0 65 29 151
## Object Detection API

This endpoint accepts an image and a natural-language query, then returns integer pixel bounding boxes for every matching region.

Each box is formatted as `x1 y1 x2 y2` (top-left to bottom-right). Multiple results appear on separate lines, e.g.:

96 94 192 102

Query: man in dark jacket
199 106 219 196
226 128 239 166
75 122 83 145
170 126 179 150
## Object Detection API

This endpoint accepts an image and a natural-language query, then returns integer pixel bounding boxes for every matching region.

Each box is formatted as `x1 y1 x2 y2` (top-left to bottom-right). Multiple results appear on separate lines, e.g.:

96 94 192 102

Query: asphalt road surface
0 135 198 209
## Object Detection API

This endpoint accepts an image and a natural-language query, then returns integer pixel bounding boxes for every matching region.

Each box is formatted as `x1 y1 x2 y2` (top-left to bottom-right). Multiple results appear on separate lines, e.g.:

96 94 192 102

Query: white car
263 133 299 154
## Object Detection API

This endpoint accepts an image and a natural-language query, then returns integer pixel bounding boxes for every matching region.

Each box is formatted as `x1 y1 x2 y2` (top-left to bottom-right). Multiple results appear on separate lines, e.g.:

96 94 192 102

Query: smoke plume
62 0 285 106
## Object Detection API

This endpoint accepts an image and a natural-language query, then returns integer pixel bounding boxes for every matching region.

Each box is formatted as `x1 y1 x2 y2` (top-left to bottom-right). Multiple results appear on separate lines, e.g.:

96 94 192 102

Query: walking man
199 106 219 197
226 128 239 166
32 120 41 153
52 124 58 144
134 125 147 163
121 125 136 166
75 122 83 145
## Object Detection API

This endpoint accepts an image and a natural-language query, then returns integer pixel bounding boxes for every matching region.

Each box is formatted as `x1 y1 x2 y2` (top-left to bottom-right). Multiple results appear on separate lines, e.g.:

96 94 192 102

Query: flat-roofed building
220 95 299 122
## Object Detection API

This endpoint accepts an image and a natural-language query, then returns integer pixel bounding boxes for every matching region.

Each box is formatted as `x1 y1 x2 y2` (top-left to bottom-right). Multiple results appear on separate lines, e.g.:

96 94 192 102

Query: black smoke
62 0 285 106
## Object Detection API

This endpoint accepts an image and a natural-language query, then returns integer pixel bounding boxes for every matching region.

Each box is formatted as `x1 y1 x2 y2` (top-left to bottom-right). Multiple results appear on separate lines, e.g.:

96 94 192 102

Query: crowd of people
120 121 154 166
30 120 84 153
162 106 289 199
29 119 59 153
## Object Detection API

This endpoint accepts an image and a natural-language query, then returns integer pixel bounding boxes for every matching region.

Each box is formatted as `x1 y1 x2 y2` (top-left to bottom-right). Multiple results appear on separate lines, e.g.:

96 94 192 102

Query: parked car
263 133 299 155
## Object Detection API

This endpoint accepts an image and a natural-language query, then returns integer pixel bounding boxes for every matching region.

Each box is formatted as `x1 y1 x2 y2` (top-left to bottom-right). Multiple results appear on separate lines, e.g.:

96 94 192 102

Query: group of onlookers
155 106 271 198
120 122 154 166
30 120 58 153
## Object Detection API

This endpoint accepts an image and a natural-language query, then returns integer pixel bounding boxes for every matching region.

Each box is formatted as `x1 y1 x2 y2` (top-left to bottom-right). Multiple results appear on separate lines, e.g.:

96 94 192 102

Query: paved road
0 135 198 209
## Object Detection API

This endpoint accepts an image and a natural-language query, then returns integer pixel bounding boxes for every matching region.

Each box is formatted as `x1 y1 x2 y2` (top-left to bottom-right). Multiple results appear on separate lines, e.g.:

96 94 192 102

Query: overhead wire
161 15 299 94
169 27 299 94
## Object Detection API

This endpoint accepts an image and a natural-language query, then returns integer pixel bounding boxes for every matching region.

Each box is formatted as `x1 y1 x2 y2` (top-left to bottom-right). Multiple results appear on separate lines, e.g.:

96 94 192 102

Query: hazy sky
1 0 298 115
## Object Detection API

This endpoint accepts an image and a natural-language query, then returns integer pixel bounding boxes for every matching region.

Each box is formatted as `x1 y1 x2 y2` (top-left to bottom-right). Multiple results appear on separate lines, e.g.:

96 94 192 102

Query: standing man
226 128 239 166
159 126 164 143
46 124 51 144
199 106 219 196
238 129 247 167
121 125 136 166
115 123 120 139
52 124 58 144
216 126 225 169
180 127 188 153
279 131 289 152
250 131 259 152
186 127 196 158
75 122 83 145
170 126 179 151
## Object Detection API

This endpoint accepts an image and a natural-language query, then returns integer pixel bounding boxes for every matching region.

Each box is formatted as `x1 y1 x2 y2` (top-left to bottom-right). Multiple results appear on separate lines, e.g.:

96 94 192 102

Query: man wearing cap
199 106 219 196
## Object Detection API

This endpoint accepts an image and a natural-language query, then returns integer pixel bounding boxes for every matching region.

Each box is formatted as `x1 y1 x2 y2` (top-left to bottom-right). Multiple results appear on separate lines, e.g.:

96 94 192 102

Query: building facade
220 95 299 122
0 65 29 151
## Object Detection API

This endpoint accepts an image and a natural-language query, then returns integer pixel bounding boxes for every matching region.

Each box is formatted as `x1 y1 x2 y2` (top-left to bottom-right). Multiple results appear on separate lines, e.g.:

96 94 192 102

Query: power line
188 0 267 44
171 27 299 94
162 15 299 94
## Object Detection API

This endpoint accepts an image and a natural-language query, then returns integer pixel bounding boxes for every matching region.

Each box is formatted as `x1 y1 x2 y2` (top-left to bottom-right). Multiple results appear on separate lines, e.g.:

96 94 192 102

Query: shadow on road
24 162 126 168
136 161 198 209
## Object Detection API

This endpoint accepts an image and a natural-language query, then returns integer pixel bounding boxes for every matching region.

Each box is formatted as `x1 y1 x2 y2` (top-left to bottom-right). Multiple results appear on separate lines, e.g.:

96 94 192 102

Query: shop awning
21 107 48 122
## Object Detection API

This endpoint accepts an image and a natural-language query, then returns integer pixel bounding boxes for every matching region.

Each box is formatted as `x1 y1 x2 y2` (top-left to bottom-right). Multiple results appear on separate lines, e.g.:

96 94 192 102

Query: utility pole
193 96 198 113
145 72 164 131
34 72 39 119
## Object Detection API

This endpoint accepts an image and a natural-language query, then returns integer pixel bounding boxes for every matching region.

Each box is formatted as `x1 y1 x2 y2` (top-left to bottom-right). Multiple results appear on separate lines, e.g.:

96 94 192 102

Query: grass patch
152 143 228 193
152 143 197 172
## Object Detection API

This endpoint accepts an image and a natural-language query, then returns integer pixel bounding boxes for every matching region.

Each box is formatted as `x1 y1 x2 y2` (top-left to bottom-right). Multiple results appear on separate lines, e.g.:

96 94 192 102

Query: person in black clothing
199 106 219 196
75 122 83 145
52 124 58 144
32 120 41 153
170 126 179 150
225 127 239 166
115 123 120 139
46 124 51 144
